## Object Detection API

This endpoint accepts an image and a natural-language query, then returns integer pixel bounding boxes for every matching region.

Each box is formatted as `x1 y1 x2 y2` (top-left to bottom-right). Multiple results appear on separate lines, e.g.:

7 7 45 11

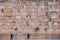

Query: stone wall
0 0 60 40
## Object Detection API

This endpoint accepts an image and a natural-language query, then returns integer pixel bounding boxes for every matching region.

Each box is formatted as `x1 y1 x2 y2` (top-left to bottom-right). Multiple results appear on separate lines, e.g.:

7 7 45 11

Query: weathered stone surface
0 0 60 40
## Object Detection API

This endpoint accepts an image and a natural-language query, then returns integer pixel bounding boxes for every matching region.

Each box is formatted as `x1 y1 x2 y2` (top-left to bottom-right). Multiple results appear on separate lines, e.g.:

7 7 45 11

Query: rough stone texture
0 0 60 40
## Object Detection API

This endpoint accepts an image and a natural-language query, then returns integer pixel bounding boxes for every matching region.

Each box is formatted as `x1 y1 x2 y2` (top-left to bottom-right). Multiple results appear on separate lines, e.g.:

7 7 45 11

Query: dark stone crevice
35 27 39 31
